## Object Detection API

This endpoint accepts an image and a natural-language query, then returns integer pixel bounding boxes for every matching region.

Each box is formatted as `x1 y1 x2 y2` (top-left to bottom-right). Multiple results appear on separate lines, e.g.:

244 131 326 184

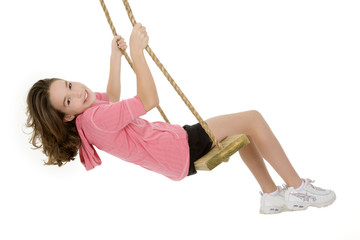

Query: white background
1 0 359 239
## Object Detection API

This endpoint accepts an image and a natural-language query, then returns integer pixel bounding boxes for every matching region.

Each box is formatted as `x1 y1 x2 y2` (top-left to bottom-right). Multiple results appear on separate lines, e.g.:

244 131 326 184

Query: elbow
148 97 160 111
154 96 160 108
138 95 159 112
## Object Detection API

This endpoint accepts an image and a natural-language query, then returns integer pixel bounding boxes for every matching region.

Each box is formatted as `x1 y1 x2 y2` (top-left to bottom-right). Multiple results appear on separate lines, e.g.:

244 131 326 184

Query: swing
99 0 250 170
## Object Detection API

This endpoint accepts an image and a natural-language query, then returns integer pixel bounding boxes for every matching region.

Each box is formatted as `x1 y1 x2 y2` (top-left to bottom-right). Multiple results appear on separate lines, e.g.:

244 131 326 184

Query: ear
63 115 75 122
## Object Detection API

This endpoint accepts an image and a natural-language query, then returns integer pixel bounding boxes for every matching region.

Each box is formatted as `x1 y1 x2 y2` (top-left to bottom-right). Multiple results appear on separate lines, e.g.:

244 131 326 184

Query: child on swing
26 23 335 214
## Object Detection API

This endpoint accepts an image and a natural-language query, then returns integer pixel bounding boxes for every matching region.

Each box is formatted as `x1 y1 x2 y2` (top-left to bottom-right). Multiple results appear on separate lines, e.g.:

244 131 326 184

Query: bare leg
206 110 302 192
239 136 277 193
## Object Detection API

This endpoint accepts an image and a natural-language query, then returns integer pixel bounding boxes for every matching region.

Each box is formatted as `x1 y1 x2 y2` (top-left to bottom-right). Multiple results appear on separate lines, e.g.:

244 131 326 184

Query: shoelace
260 178 324 196
308 179 325 191
283 179 325 192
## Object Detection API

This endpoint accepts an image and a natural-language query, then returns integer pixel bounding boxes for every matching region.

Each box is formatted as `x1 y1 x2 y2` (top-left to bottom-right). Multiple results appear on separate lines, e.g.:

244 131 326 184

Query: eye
69 82 72 89
67 98 71 105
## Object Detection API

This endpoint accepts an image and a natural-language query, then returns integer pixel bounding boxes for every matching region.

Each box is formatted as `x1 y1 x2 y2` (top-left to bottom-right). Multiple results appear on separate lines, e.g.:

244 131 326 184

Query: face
49 79 96 122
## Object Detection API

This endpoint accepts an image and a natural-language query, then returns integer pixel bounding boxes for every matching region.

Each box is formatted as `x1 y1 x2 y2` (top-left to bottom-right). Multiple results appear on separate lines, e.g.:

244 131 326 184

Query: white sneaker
284 178 336 211
260 186 286 214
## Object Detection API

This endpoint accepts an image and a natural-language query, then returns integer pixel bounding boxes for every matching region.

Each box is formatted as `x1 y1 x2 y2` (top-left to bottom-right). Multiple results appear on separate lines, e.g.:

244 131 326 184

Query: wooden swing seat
195 134 250 171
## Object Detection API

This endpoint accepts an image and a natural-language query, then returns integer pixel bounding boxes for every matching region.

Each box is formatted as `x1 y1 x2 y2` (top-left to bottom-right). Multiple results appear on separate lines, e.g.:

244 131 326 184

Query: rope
121 0 222 149
99 0 170 124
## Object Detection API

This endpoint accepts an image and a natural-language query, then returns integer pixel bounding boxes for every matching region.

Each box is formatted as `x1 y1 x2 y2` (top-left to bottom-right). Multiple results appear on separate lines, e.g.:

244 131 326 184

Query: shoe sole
260 195 336 214
260 206 285 214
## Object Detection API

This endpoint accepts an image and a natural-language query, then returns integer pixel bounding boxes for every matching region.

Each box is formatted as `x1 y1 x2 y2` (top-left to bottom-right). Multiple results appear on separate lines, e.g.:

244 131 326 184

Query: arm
106 36 127 102
130 23 159 112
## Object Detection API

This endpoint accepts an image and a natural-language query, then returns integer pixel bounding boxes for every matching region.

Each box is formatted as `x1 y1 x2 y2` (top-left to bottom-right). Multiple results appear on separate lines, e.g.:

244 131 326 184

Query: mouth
84 90 88 103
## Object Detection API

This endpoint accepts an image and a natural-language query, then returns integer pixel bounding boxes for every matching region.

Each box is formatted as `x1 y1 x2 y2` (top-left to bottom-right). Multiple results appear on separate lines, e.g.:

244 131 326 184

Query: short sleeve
90 96 146 133
95 92 109 102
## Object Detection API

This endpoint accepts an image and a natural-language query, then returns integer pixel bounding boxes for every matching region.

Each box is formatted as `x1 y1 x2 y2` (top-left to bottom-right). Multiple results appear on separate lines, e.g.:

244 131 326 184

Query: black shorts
183 123 213 176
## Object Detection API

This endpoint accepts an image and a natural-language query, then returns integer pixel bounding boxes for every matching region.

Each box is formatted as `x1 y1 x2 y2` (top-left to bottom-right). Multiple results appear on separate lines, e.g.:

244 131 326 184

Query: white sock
269 187 280 196
295 180 305 191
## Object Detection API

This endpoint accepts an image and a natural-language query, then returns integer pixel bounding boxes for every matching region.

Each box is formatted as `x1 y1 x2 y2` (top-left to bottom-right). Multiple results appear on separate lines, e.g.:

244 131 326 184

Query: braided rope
99 0 170 124
122 0 222 149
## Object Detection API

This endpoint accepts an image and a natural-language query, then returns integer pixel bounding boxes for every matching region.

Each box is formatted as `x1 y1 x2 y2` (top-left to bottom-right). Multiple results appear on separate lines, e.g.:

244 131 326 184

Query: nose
71 90 82 99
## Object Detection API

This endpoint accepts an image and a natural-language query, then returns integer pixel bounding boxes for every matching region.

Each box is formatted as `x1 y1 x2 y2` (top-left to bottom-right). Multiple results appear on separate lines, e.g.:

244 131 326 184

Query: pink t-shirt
75 93 190 181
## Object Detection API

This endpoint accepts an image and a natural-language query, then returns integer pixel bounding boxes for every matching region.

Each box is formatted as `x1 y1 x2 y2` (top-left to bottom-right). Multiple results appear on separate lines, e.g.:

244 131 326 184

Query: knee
248 110 265 123
247 110 266 132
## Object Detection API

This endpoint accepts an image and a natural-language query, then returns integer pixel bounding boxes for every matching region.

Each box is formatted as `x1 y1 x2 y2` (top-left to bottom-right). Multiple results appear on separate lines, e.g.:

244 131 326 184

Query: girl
26 23 335 214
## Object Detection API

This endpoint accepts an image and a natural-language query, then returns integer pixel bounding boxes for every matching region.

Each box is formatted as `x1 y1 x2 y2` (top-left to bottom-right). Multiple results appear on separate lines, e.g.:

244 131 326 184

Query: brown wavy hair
26 78 81 167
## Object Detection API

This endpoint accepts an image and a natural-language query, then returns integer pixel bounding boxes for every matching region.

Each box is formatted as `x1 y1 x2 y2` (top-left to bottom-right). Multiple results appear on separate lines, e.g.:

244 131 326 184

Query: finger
118 42 127 49
140 27 146 33
119 41 127 47
117 38 125 44
119 43 127 49
113 37 122 45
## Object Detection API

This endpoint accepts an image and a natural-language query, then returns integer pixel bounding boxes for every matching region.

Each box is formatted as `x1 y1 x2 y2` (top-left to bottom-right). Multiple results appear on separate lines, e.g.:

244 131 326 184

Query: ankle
268 188 280 196
262 186 279 195
289 179 304 191
287 178 304 190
